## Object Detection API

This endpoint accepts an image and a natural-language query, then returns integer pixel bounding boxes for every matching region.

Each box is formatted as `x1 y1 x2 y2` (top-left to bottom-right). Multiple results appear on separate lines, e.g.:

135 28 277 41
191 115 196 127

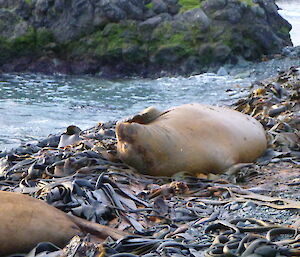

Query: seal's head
116 122 147 172
116 106 166 173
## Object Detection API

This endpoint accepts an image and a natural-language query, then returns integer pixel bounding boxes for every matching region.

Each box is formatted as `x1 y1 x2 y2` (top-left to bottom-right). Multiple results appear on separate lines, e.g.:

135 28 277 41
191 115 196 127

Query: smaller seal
0 191 128 255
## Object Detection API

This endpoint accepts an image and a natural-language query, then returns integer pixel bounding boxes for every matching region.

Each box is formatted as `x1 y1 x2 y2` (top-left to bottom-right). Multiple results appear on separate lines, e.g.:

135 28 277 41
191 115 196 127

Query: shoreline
1 47 300 152
1 44 300 79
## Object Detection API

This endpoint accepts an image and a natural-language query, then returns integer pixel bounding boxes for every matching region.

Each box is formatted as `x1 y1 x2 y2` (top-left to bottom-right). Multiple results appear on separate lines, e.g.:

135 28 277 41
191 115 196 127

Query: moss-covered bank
0 0 292 77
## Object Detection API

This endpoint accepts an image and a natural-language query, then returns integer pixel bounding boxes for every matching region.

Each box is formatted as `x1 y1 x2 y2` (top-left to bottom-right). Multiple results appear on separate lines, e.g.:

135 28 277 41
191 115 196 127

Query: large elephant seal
0 191 128 255
116 103 267 176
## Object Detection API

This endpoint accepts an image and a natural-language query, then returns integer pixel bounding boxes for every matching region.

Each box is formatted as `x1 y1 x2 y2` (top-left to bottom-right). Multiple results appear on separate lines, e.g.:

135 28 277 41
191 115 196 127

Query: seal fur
116 103 267 176
0 191 128 255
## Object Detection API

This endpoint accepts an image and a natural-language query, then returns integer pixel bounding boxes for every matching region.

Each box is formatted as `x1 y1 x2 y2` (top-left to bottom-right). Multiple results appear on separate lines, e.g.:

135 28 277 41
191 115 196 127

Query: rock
213 5 244 24
175 8 211 31
282 46 300 58
255 0 278 14
139 15 164 31
0 0 21 9
35 0 49 14
0 9 30 39
250 5 265 18
180 56 202 75
114 0 144 20
202 0 227 12
152 0 168 14
54 0 64 13
217 66 228 76
214 43 231 62
165 0 180 15
0 0 294 77
198 43 214 65
122 44 147 64
151 45 186 65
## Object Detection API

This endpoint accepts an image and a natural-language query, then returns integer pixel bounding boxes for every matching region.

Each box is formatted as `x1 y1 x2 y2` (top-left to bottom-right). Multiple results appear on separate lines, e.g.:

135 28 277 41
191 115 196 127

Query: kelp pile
0 67 299 257
234 66 299 167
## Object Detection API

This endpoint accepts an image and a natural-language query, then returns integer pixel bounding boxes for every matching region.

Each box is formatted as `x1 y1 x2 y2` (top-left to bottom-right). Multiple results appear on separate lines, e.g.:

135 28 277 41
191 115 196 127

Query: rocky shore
0 0 293 77
0 65 299 256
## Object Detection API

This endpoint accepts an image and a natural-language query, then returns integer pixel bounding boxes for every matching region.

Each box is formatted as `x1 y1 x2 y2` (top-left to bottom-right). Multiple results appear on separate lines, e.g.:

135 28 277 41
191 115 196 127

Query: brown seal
116 103 267 176
0 191 128 255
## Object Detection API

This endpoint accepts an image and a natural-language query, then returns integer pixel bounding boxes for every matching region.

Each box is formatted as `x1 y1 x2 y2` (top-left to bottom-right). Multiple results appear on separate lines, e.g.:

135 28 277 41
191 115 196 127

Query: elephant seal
0 191 128 255
116 103 267 176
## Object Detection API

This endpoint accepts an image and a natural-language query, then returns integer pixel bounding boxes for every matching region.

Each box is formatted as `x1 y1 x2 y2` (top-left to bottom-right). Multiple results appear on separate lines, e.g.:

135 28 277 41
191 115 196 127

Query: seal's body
0 191 80 255
0 191 127 255
116 103 267 176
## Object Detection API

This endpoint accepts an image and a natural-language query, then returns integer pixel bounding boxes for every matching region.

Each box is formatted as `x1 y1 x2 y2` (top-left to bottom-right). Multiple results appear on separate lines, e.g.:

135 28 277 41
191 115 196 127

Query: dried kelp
2 67 300 256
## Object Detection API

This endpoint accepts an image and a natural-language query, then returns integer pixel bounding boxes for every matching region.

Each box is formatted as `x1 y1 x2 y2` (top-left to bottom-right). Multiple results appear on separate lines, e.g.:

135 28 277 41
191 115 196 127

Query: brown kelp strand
1 67 300 256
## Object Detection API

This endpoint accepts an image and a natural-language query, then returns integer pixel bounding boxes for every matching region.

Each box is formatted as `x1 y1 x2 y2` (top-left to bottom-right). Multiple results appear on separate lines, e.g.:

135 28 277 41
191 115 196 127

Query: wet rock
282 46 300 58
180 56 202 75
217 66 228 76
0 0 293 77
151 45 186 66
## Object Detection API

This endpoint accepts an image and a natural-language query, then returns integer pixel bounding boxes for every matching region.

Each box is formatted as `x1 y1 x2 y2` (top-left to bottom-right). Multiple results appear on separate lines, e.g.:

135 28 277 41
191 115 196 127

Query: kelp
1 67 300 256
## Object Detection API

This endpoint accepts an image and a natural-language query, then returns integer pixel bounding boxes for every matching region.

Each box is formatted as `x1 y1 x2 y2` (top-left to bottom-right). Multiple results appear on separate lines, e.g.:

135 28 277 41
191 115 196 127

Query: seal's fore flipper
123 106 166 124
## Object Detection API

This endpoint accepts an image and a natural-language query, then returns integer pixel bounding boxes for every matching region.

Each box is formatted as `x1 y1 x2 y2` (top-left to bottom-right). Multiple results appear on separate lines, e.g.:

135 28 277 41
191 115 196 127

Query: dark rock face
0 0 292 77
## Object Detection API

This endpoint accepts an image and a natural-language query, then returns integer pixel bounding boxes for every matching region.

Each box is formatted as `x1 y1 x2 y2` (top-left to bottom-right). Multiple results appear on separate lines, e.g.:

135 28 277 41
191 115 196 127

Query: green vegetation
145 2 154 9
0 37 11 62
198 44 214 65
0 28 55 63
11 28 36 55
66 21 147 63
238 0 254 7
278 25 290 35
151 31 194 55
67 20 201 66
24 0 32 6
149 21 200 65
179 0 201 12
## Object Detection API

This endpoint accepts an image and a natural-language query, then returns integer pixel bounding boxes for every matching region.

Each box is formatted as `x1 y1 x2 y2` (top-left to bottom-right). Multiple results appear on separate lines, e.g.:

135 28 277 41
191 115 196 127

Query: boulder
174 8 211 31
0 9 30 39
152 0 168 14
0 0 293 77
